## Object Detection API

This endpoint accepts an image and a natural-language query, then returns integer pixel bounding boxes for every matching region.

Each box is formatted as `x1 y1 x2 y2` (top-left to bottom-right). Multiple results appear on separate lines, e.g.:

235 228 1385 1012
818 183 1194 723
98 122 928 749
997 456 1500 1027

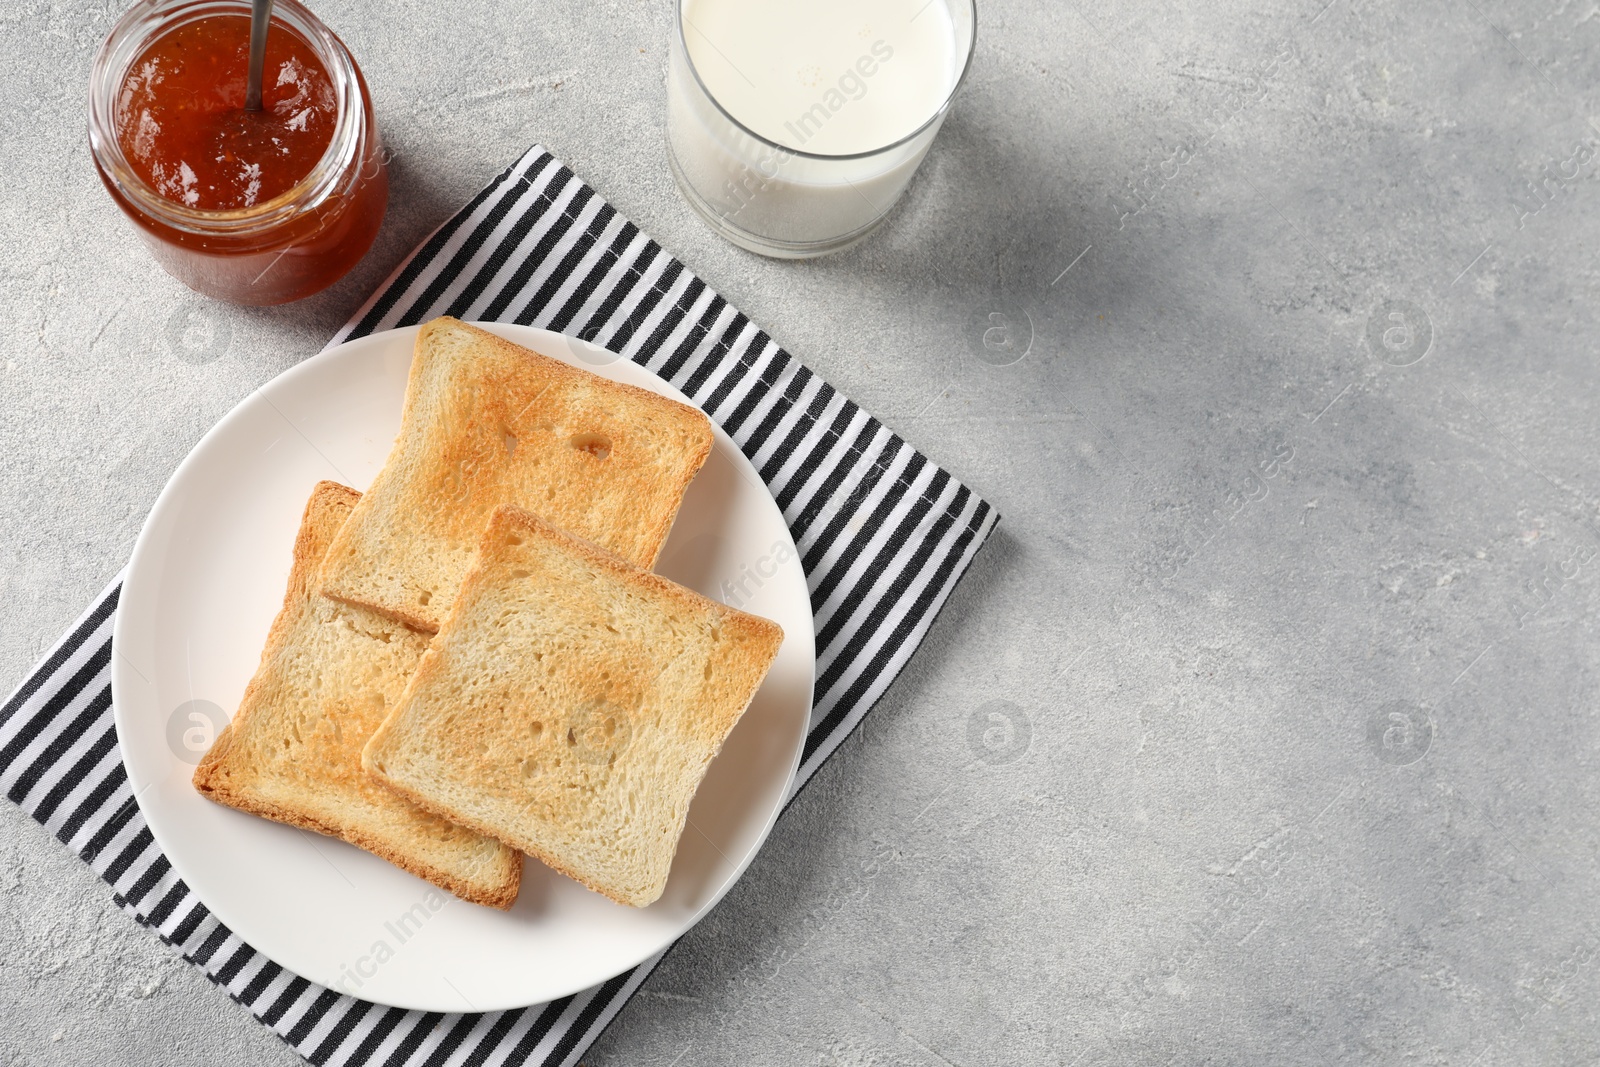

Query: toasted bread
193 482 521 909
318 317 714 632
362 505 784 908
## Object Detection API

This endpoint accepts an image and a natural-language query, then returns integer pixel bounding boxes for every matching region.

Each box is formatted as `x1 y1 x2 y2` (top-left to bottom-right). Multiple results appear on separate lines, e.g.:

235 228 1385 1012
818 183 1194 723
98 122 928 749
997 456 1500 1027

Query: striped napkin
1 145 997 1066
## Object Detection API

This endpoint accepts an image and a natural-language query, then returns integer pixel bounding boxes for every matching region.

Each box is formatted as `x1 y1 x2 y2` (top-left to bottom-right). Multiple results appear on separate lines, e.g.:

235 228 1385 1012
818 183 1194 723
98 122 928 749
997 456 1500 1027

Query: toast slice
362 505 784 908
193 482 521 909
319 317 714 632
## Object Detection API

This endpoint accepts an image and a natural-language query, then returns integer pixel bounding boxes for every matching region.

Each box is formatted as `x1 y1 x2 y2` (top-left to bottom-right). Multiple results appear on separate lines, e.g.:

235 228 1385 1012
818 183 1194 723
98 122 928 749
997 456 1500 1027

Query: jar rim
88 0 365 236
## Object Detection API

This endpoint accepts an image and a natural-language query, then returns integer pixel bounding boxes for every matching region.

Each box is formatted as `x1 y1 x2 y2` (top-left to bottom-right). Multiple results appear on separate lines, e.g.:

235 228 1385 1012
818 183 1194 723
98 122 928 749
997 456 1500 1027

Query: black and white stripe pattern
3 145 997 1066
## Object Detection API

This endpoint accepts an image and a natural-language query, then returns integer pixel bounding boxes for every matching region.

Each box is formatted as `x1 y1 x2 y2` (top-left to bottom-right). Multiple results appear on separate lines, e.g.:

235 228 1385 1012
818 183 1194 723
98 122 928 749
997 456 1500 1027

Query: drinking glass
666 0 977 259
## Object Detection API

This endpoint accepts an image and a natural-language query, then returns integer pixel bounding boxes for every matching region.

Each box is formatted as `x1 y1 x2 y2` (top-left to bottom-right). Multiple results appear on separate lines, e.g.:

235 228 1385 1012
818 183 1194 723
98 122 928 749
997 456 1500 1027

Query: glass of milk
667 0 976 258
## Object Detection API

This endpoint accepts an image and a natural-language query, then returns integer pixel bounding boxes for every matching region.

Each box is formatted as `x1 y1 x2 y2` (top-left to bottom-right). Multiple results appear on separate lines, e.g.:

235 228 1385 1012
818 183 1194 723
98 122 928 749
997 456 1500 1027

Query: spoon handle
244 0 273 111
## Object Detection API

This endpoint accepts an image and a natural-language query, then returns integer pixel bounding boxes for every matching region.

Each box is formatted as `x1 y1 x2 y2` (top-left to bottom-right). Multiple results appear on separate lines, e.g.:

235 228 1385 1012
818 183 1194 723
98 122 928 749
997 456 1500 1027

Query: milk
667 0 969 256
681 0 957 156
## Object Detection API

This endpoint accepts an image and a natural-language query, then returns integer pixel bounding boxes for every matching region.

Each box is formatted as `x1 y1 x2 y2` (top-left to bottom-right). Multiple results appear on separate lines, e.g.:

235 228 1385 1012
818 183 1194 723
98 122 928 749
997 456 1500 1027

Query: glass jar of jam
88 0 387 306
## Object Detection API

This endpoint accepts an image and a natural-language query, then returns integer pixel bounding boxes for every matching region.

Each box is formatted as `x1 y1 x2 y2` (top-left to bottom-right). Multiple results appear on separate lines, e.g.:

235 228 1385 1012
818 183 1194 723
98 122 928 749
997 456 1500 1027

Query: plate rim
110 321 813 1011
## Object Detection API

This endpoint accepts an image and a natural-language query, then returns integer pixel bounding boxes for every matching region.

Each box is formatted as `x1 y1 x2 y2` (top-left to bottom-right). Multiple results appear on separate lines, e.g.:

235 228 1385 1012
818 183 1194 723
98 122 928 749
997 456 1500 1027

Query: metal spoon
244 0 273 111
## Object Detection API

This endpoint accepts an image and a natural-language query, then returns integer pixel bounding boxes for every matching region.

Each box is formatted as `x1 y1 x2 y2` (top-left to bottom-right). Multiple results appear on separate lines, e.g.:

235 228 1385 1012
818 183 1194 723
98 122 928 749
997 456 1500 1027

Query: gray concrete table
4 0 1599 1062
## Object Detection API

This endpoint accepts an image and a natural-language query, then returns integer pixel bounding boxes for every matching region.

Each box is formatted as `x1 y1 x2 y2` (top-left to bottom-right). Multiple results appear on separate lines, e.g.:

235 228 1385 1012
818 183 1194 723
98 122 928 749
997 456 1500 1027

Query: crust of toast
318 317 714 632
195 739 520 910
193 482 521 910
362 504 784 907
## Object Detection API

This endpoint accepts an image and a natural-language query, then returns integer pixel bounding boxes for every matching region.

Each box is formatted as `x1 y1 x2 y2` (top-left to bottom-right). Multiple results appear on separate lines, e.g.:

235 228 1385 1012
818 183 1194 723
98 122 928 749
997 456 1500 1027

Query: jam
90 0 387 306
117 15 337 211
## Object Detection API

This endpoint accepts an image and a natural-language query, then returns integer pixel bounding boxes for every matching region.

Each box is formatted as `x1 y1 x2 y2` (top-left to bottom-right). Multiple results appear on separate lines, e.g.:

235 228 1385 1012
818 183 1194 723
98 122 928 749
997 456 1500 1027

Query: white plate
112 323 814 1012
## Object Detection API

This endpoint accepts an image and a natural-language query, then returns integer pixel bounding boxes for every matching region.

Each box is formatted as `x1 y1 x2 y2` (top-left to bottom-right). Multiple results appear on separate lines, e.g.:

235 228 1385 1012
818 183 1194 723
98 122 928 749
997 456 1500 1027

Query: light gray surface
3 0 1599 1063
